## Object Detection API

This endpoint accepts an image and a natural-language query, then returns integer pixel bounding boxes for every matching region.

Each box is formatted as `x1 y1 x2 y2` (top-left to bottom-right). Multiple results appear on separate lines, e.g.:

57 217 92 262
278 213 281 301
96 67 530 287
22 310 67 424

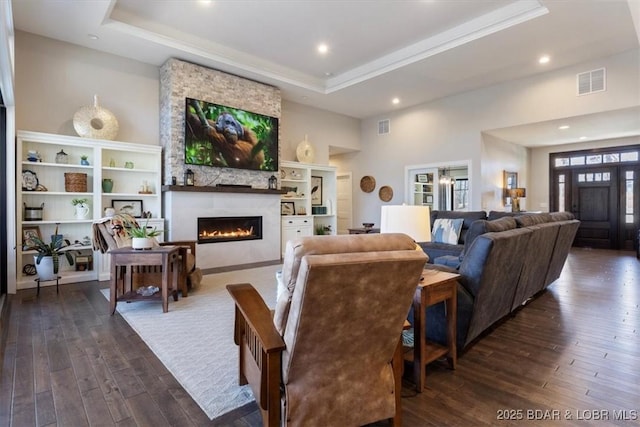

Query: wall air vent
378 119 390 135
577 68 606 96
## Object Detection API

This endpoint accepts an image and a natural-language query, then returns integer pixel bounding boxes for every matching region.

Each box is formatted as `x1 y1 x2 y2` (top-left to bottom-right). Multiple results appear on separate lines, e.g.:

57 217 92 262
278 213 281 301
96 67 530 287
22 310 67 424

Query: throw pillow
432 218 464 245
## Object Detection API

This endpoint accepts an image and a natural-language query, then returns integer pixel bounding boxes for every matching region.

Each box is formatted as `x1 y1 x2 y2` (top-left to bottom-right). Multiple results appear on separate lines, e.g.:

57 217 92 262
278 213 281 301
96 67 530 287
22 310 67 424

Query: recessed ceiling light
317 43 329 54
87 34 99 40
579 136 587 140
198 0 213 5
539 55 550 64
558 125 570 130
392 98 400 105
324 72 333 77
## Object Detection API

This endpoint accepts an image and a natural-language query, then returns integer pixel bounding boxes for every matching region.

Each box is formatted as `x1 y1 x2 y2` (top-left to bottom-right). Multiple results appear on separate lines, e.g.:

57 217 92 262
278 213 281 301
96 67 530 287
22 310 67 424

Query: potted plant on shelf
25 224 75 280
71 198 90 219
314 224 332 235
127 218 163 250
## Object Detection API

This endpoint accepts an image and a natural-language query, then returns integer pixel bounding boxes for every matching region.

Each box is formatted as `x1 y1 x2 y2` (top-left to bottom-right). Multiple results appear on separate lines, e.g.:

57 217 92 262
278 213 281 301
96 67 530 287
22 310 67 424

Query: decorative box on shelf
312 206 327 215
75 254 93 271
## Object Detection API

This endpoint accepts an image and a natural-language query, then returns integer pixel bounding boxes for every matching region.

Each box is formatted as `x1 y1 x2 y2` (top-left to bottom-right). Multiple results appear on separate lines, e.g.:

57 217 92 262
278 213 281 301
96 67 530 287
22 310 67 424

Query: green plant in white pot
127 218 163 250
26 224 74 280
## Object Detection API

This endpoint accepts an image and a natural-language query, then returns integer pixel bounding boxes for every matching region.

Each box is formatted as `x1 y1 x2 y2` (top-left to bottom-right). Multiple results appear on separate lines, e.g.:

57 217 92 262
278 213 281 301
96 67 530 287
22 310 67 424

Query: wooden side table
109 246 180 314
410 269 459 392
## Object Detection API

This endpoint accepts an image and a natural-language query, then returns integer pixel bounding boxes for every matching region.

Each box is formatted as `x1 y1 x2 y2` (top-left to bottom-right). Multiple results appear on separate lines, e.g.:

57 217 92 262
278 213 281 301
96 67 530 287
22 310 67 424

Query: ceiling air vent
577 68 606 96
378 119 390 135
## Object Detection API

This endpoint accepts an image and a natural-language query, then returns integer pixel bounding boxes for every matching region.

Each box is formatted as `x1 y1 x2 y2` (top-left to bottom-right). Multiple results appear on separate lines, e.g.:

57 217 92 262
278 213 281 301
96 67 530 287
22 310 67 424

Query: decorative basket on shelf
64 173 87 192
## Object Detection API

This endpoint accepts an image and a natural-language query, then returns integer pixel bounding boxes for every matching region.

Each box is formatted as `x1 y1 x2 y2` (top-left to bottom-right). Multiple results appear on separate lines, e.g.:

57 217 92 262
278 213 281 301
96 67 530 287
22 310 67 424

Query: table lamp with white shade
380 205 431 245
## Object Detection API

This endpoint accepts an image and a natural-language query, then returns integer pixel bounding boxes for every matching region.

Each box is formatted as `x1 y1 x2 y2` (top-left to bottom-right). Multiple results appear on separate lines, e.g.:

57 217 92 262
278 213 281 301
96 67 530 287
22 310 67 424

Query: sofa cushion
418 241 464 263
487 210 521 221
432 218 464 244
431 210 487 244
515 213 552 227
464 217 517 247
433 216 518 269
458 216 517 259
549 211 575 221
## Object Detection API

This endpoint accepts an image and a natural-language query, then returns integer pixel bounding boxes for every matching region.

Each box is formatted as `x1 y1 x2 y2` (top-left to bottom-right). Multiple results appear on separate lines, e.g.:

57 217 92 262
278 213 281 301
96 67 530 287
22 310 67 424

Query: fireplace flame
199 226 255 239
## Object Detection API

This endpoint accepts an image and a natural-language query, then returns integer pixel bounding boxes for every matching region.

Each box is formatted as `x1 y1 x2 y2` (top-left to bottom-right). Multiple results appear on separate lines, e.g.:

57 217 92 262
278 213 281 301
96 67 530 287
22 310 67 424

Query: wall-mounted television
184 97 278 171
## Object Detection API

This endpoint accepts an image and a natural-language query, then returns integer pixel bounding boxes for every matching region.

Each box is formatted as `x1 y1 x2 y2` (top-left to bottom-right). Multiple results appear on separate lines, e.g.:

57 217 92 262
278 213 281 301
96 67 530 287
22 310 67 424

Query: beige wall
281 100 360 164
481 133 529 212
337 48 639 226
15 31 160 145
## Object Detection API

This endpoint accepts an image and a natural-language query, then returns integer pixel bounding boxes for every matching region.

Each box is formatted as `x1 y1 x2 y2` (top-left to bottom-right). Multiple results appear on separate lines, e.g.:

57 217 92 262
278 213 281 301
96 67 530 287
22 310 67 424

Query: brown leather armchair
93 216 201 295
227 233 427 427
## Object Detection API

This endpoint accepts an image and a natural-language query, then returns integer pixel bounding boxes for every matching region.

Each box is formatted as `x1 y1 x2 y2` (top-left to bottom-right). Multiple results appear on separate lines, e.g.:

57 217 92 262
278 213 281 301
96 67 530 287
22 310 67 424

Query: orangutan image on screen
184 98 278 171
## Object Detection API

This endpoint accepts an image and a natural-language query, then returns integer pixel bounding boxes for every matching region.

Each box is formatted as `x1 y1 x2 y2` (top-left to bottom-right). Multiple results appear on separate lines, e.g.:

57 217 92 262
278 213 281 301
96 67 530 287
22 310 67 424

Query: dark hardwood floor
1 248 639 426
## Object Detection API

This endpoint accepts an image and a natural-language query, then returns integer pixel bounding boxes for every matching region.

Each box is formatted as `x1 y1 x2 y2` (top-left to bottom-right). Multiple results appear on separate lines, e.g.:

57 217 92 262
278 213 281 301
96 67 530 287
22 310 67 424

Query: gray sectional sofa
420 210 487 262
412 211 579 350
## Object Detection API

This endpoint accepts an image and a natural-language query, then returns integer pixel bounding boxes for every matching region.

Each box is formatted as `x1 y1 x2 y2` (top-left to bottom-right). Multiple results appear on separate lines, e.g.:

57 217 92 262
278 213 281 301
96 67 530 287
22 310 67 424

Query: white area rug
101 264 280 420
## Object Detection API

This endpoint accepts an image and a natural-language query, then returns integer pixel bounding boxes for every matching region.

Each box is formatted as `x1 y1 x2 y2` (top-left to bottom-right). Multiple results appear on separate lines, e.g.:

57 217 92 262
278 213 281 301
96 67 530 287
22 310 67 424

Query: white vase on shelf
74 203 90 219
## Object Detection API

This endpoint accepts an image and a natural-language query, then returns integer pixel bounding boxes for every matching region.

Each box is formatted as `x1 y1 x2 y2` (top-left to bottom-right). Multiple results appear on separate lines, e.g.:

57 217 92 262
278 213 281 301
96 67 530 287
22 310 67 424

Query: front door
571 167 618 248
551 145 640 251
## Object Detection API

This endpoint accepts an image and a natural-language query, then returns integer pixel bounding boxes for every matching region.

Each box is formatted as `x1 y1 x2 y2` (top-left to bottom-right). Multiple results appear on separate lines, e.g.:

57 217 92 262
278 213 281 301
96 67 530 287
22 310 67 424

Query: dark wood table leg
413 288 426 392
110 258 117 315
162 253 169 313
172 255 179 302
446 285 457 369
178 246 188 297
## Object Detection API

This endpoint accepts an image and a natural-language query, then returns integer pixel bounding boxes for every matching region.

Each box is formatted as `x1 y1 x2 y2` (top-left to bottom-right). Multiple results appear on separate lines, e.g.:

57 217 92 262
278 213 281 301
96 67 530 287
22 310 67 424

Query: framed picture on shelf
311 176 323 206
281 201 296 215
426 195 433 204
112 199 143 218
23 225 42 249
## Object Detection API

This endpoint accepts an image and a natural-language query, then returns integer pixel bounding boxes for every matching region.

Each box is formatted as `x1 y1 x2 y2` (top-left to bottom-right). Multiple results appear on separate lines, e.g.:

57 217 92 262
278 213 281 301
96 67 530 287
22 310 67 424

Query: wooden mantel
161 185 285 195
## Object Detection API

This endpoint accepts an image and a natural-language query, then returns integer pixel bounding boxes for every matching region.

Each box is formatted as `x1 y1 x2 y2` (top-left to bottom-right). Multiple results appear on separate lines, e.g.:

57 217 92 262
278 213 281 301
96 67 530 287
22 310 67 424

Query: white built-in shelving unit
16 130 163 288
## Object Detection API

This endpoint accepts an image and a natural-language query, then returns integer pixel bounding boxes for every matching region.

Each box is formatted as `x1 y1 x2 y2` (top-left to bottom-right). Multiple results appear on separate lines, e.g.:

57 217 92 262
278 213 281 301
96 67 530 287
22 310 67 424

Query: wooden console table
409 269 459 392
109 246 180 314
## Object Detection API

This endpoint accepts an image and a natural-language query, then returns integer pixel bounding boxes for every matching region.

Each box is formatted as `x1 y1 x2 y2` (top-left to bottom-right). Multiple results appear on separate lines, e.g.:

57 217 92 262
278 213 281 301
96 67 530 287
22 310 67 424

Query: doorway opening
405 161 471 211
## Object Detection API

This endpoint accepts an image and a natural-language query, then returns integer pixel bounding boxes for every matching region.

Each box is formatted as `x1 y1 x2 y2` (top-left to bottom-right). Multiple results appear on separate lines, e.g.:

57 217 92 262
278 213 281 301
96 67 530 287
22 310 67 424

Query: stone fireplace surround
159 58 283 270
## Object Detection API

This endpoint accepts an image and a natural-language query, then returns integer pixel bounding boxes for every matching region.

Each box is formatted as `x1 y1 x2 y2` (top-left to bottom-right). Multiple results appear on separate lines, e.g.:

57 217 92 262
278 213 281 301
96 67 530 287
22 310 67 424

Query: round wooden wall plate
360 175 376 193
379 185 393 202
